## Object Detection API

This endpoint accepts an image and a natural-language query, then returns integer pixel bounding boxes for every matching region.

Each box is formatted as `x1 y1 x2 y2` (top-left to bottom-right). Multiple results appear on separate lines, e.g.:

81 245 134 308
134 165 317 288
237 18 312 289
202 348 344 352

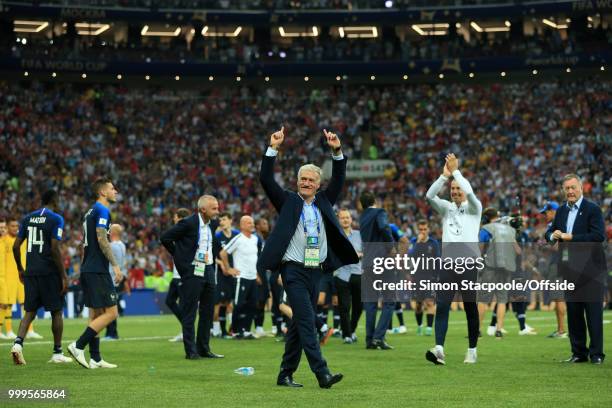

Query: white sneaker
48 353 73 364
486 325 496 336
271 325 278 335
525 324 537 334
67 342 89 368
255 326 265 337
89 359 117 369
425 347 446 365
519 327 537 336
5 331 17 340
11 343 26 365
464 348 477 364
168 333 183 342
0 332 9 340
26 331 44 340
398 325 407 334
211 330 222 338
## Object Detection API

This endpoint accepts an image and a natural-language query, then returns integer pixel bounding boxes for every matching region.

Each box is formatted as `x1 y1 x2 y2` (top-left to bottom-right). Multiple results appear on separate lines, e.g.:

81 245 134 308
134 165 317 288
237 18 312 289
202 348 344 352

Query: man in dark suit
160 195 224 360
259 126 358 389
545 174 606 364
359 191 395 350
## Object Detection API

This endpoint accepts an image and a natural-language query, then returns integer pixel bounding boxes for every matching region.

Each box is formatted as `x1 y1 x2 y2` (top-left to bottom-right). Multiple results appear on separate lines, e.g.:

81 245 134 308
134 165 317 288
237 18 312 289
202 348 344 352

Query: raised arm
446 153 482 215
322 129 346 206
260 127 287 212
426 174 450 216
451 170 481 214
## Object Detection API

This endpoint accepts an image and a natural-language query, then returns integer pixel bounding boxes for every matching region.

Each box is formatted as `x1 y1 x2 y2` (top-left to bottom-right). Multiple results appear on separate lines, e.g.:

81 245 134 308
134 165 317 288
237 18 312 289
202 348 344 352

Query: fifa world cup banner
322 159 395 180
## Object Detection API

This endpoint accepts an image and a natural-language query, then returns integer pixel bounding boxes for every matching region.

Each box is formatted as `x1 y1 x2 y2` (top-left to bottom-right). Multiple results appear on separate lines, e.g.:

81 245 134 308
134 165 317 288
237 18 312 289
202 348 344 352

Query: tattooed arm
97 227 123 284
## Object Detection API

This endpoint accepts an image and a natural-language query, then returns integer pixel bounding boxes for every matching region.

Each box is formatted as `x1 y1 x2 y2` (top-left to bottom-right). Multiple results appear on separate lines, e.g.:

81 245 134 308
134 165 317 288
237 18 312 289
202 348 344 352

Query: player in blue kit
10 190 72 365
68 178 124 369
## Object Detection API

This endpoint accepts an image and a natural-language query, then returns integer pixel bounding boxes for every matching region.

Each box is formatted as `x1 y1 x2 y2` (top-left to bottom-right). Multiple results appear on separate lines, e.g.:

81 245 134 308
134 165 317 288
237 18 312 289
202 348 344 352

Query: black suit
161 214 221 357
360 207 395 344
258 152 358 380
545 198 606 361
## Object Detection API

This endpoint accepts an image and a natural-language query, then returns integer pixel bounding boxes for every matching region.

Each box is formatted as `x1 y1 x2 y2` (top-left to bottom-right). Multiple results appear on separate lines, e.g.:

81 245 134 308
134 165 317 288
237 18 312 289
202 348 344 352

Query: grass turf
1 310 611 408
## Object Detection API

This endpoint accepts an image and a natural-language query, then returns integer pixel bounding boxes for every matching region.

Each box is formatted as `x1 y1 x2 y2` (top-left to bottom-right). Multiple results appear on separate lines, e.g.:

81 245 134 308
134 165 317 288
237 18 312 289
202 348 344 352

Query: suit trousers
334 275 363 338
180 267 216 357
566 301 605 360
279 262 330 379
364 301 394 343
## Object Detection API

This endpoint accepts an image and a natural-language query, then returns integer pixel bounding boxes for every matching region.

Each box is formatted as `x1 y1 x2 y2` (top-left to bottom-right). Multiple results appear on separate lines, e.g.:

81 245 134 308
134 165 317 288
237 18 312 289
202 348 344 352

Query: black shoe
185 354 201 360
495 330 503 339
366 342 378 349
371 339 394 350
317 373 343 389
277 375 303 387
591 357 604 365
199 351 224 358
562 356 588 363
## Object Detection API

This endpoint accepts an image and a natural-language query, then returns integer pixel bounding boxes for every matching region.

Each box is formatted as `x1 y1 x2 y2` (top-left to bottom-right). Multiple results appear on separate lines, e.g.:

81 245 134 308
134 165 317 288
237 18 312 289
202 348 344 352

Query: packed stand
0 79 610 287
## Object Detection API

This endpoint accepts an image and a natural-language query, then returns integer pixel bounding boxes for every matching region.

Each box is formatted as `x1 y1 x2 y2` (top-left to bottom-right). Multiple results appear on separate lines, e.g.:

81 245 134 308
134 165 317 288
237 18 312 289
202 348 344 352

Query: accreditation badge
562 248 569 262
193 261 206 277
304 236 320 268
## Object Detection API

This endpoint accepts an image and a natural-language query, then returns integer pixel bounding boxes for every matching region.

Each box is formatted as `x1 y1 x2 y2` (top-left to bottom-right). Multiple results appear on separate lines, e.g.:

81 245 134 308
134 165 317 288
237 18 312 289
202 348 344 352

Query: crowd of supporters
1 78 610 284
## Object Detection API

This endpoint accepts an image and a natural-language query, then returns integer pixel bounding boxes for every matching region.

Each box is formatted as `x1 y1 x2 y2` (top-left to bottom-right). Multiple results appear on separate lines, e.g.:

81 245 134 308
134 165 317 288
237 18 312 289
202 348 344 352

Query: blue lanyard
301 203 320 237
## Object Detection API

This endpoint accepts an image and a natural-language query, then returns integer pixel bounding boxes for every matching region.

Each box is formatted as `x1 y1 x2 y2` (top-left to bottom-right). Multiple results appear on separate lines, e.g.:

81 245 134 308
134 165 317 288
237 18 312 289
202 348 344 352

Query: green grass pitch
2 310 611 408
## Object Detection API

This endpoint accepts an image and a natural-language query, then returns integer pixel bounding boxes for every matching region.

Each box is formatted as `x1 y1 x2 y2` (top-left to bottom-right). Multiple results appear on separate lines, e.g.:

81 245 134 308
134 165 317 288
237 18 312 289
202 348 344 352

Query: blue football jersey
18 208 64 276
215 228 240 267
81 202 112 274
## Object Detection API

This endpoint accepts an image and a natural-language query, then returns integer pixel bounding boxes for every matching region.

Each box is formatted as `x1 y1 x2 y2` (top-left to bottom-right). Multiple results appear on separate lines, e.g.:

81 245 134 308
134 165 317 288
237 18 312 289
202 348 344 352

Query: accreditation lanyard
195 220 212 268
302 203 321 268
301 203 321 247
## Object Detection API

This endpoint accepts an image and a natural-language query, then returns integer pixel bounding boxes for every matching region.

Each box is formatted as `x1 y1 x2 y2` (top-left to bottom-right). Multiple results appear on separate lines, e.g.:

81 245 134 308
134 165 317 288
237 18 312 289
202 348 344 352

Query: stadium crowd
1 78 610 286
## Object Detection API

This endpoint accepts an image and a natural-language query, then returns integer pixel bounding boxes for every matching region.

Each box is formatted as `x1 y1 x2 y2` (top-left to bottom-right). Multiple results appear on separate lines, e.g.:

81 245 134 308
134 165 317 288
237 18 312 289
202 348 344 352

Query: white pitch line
0 335 173 348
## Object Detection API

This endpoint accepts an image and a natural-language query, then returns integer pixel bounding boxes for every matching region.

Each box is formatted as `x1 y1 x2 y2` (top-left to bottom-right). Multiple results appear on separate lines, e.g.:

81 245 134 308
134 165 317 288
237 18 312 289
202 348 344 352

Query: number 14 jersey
18 207 64 276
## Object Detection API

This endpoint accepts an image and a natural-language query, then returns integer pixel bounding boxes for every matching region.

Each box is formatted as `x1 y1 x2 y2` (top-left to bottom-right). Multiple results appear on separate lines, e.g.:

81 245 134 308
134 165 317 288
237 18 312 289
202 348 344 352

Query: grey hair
562 173 582 185
297 164 322 182
197 194 217 209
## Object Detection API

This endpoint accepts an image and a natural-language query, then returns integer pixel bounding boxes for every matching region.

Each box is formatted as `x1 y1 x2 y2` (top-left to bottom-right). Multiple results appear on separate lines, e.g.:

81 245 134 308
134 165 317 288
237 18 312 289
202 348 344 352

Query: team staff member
360 192 395 350
333 209 363 344
546 174 606 364
259 126 358 388
166 208 192 343
160 195 224 360
425 153 482 365
219 216 261 339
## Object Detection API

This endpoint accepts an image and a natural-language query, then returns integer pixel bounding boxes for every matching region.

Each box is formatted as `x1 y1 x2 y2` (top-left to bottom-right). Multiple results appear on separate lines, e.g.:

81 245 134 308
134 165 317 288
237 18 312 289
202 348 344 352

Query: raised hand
443 162 451 177
445 153 459 173
323 129 341 153
270 126 285 149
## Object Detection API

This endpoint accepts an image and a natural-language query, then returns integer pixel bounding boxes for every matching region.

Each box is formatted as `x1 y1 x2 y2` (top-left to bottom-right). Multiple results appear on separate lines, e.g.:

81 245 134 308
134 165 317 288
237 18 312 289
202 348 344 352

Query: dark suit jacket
359 207 394 243
545 198 606 293
257 153 359 273
160 214 221 279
